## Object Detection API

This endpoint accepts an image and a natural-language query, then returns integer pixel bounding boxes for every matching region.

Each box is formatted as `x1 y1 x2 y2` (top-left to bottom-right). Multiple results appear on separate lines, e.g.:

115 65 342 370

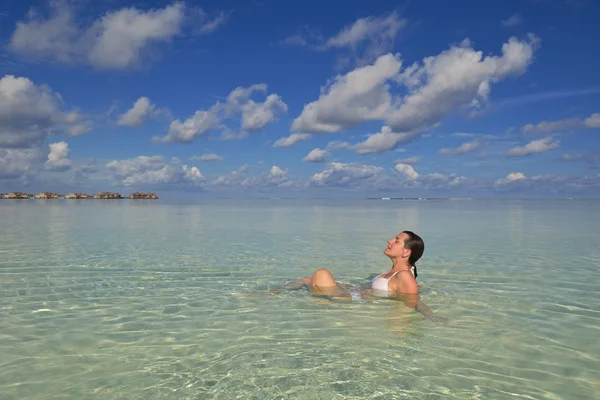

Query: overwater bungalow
128 192 159 199
64 192 90 199
3 192 31 199
34 192 60 199
93 192 122 199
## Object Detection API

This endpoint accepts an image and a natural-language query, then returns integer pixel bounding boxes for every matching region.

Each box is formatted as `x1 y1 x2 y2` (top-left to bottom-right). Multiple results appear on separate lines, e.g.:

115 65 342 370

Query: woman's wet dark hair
402 230 424 278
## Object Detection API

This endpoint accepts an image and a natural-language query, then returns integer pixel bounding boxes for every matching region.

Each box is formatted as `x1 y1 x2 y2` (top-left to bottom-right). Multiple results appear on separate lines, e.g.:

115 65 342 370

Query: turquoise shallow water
0 199 599 399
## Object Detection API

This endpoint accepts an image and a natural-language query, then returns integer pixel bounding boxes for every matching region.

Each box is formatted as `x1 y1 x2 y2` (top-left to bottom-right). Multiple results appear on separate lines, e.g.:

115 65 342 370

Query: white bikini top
371 267 415 292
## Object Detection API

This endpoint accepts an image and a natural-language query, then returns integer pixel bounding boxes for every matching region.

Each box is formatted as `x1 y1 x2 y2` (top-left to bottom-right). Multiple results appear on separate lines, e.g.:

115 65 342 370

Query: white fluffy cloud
495 172 527 186
0 75 91 148
9 2 227 70
155 84 286 143
45 141 72 171
303 148 328 163
585 113 600 128
507 137 560 156
106 155 204 187
273 133 311 148
438 140 483 155
308 161 468 191
353 126 420 154
118 97 157 127
159 106 222 143
387 35 538 132
392 163 468 189
292 35 538 153
241 94 288 131
394 163 419 180
493 173 600 193
0 148 42 179
309 162 384 187
210 165 293 189
291 53 401 133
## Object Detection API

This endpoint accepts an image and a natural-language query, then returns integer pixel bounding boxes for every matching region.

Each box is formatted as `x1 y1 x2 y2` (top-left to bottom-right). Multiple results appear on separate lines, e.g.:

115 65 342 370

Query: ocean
1 198 598 399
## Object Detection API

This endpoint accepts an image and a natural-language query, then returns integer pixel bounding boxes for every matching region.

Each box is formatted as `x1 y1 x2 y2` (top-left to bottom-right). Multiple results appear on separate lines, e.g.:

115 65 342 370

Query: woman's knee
311 268 336 287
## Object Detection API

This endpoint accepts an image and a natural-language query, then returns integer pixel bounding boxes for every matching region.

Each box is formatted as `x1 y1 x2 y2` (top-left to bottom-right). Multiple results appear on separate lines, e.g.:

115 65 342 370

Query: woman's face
383 232 409 258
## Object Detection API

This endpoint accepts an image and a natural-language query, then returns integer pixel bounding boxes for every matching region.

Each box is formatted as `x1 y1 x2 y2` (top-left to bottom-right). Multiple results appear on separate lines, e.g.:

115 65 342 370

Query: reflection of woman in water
271 231 446 324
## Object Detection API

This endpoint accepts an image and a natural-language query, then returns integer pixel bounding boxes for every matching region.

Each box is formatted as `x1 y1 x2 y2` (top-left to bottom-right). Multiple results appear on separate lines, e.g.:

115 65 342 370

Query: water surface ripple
0 199 598 399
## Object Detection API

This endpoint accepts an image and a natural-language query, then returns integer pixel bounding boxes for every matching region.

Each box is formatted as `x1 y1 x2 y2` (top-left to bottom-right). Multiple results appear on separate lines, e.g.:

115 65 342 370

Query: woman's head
402 230 424 267
384 231 424 265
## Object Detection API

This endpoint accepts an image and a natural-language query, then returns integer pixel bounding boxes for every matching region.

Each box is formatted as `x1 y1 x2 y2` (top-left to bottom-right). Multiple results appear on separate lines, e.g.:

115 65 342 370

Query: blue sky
1 0 599 198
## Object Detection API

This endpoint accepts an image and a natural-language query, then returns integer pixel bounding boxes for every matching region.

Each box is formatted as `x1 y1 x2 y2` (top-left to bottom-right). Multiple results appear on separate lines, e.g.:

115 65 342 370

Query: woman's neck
390 261 411 273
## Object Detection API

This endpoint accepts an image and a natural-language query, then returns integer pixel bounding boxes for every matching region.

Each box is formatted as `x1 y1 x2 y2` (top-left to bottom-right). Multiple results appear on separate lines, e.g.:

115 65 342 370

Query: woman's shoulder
392 271 418 294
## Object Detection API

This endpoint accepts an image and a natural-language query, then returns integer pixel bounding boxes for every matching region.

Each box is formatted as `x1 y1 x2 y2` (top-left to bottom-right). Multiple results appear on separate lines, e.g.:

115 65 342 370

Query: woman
272 231 446 323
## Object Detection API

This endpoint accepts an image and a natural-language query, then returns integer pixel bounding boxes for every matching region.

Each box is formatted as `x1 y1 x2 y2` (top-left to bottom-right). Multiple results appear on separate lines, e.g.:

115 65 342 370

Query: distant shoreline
0 191 158 200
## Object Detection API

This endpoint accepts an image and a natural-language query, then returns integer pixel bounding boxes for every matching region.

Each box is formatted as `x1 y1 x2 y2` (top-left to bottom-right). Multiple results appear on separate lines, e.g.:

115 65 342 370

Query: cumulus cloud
521 112 600 134
273 133 311 148
190 153 223 162
309 162 384 187
392 163 468 189
584 113 600 128
387 35 538 132
0 147 43 179
394 163 418 180
353 126 420 154
269 165 286 177
495 172 526 186
308 161 468 191
118 97 158 127
210 164 293 189
106 155 204 187
241 94 288 131
303 148 328 162
291 53 401 133
292 35 538 153
521 118 583 134
158 106 222 143
45 141 72 171
155 84 286 143
9 2 227 70
492 172 600 193
281 12 405 66
438 140 483 155
506 137 560 156
211 165 249 186
323 12 406 65
0 75 91 148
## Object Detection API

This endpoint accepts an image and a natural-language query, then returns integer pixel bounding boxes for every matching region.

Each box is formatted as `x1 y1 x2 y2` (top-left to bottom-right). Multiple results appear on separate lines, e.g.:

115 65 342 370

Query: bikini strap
390 267 411 277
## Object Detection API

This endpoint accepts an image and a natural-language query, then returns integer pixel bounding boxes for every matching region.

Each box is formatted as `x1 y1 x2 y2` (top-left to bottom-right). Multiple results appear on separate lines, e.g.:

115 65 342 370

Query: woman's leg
271 268 350 301
309 268 347 298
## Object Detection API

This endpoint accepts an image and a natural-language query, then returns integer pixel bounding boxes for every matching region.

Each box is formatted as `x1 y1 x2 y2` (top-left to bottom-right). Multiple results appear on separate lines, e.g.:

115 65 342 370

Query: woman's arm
269 277 311 295
394 292 448 324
